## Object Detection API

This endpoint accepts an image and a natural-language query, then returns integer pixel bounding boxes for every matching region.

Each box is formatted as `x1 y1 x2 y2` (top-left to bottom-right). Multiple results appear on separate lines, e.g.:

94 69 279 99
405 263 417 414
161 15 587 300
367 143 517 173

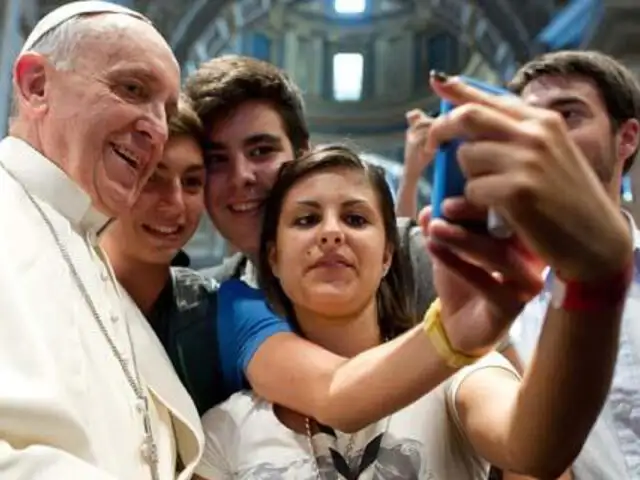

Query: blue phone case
431 76 512 232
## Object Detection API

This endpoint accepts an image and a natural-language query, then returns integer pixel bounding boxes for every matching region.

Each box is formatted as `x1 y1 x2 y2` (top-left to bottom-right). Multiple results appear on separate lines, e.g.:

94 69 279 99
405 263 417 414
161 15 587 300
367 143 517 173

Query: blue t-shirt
216 278 292 394
149 269 291 414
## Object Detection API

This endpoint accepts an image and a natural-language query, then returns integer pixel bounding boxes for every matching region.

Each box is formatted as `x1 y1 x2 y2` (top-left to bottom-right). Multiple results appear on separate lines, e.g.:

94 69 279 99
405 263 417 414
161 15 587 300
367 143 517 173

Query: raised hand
403 109 434 179
419 198 544 356
426 73 632 282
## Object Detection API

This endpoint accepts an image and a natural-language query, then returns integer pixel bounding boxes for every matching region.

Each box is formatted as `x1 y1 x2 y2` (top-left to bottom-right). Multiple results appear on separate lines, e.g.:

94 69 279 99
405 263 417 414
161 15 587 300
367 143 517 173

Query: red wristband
551 260 634 312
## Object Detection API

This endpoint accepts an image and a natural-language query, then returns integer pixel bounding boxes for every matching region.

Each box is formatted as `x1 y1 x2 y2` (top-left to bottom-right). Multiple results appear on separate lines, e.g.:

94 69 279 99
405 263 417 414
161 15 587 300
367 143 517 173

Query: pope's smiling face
18 14 181 217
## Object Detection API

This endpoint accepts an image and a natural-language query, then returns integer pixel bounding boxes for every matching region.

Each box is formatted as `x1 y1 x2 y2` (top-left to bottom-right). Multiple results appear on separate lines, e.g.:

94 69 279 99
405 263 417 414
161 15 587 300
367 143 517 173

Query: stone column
0 0 22 136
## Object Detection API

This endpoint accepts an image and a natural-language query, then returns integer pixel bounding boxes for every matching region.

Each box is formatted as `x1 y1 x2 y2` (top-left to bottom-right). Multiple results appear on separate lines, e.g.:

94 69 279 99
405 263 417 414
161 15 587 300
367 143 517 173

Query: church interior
1 0 638 267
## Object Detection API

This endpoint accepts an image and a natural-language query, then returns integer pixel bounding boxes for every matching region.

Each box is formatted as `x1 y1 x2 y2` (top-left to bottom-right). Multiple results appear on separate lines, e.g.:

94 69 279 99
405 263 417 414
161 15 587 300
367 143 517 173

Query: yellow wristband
423 298 480 369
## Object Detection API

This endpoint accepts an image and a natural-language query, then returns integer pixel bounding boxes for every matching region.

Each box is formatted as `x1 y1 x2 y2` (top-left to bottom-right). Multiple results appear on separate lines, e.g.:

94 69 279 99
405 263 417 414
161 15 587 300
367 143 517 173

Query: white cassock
0 136 204 479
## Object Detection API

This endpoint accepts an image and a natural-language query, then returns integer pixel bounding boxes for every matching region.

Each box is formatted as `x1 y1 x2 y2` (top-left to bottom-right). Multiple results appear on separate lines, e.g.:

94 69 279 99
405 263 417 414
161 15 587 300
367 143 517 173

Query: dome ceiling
29 0 562 76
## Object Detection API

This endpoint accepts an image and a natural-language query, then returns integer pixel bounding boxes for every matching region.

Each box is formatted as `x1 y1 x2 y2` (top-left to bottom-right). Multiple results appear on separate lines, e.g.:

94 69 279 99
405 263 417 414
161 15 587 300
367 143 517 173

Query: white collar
0 136 110 239
240 260 259 289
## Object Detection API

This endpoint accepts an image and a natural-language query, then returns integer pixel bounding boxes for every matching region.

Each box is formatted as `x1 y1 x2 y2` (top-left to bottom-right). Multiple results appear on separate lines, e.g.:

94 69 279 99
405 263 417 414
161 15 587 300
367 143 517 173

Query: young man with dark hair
508 49 640 181
100 96 221 412
186 54 310 157
399 49 640 480
506 50 640 480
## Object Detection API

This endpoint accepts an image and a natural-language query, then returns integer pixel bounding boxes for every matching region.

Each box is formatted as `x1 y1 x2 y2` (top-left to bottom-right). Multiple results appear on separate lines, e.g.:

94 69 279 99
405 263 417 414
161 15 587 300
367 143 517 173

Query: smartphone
430 76 514 238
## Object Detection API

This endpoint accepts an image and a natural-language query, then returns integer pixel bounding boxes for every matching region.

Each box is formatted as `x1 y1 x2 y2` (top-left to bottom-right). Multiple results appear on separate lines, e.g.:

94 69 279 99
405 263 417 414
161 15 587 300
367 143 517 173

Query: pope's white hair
29 13 127 69
11 13 131 118
29 16 86 70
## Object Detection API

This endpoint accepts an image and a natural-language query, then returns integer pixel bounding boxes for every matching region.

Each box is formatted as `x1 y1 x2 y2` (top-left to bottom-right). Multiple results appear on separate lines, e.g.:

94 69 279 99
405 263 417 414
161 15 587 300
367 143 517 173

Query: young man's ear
617 118 640 173
13 52 51 118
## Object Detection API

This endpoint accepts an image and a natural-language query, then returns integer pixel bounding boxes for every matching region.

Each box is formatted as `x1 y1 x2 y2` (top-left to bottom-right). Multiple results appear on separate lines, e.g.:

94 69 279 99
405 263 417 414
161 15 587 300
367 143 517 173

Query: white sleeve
445 352 521 432
194 406 235 480
0 267 118 479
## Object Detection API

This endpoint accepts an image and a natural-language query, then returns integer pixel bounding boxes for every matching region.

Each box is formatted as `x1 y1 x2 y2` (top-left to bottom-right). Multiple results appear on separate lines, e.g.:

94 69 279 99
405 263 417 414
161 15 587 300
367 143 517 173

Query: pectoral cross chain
10 166 165 480
137 398 160 480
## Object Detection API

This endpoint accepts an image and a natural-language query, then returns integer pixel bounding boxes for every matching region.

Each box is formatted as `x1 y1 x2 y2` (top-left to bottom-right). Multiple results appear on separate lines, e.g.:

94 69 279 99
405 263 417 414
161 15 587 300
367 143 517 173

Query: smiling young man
102 96 207 315
100 95 230 415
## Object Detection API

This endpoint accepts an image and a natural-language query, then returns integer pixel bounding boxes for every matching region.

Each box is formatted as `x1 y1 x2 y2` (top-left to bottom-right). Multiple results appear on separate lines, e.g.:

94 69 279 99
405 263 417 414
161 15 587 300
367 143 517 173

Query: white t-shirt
196 353 517 479
510 261 640 480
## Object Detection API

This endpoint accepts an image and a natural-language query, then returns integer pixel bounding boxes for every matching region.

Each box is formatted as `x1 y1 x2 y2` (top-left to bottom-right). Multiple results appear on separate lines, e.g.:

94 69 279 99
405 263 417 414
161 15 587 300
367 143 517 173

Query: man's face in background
521 74 638 198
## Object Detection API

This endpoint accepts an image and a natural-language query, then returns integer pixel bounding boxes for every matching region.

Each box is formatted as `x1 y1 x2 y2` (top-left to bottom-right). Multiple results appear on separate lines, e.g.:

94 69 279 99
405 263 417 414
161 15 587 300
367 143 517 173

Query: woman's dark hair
257 144 416 340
